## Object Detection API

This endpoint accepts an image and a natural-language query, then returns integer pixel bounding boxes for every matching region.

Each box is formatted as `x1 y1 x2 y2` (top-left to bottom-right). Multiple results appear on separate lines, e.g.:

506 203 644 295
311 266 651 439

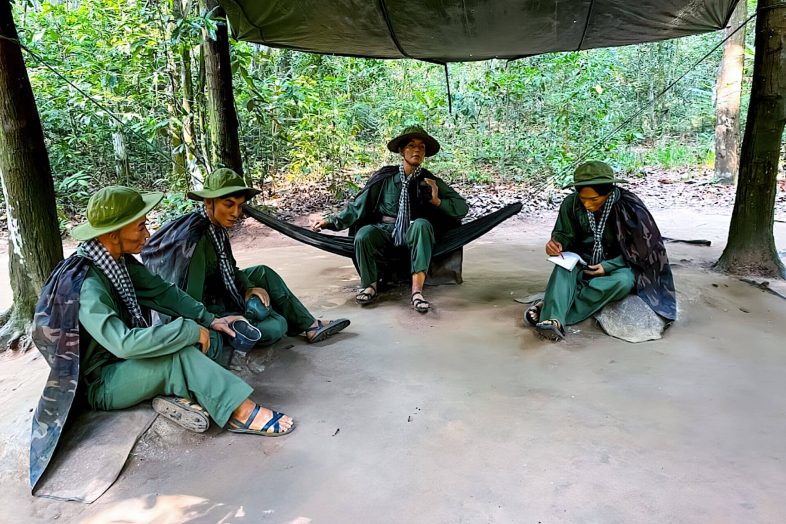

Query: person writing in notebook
525 161 677 340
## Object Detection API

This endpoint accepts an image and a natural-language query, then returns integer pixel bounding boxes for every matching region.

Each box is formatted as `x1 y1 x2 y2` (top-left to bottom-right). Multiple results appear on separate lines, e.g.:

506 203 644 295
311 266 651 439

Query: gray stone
514 292 545 305
594 294 668 343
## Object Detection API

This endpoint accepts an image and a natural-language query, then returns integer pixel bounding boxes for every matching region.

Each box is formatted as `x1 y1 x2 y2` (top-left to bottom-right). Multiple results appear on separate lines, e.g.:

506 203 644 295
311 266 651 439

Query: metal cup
229 319 262 352
245 296 271 322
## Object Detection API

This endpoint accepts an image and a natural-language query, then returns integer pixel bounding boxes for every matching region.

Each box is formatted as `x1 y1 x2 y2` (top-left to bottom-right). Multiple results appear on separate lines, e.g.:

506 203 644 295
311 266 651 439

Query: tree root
0 306 33 353
738 278 786 301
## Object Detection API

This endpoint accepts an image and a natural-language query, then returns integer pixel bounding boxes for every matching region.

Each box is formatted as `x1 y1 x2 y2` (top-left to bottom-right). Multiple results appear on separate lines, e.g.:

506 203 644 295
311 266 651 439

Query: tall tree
0 0 64 350
716 0 786 277
200 0 243 174
179 0 202 188
714 0 748 184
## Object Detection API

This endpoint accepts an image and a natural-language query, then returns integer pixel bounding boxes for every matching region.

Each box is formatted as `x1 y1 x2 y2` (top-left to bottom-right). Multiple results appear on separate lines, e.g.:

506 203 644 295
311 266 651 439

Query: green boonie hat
565 160 626 189
187 168 261 201
72 186 163 241
387 125 441 157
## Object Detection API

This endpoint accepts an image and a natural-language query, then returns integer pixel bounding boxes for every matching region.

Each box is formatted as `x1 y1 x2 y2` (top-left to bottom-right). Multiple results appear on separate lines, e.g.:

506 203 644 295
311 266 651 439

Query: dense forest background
12 0 758 223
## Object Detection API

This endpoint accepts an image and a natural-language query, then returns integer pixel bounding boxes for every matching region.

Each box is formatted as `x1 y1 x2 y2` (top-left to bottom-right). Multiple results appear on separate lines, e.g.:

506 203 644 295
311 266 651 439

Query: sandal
227 404 295 437
525 299 544 326
355 286 378 306
535 319 565 341
306 318 351 343
152 396 210 433
411 291 430 313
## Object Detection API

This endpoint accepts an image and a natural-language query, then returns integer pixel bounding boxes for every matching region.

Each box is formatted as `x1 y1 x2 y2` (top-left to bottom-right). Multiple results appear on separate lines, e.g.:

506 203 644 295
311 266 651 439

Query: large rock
594 294 668 343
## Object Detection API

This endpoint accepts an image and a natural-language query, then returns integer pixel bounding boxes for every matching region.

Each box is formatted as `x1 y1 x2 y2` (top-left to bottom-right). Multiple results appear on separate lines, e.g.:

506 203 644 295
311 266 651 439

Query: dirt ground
1 207 785 523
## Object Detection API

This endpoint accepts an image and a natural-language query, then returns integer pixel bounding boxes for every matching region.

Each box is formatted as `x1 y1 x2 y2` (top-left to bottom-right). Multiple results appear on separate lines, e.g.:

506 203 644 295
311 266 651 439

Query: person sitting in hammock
142 169 350 347
31 186 296 487
525 161 677 340
312 125 469 313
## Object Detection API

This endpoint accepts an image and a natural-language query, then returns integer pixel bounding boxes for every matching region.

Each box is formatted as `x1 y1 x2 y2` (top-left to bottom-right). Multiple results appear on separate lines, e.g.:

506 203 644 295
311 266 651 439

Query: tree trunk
112 125 131 184
200 0 243 174
0 1 64 351
716 0 786 278
181 39 203 188
164 0 186 184
714 0 747 184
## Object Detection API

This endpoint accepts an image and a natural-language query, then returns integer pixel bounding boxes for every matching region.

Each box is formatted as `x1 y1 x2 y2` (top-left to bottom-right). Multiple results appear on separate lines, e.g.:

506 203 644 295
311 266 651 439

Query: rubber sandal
355 287 378 306
525 299 544 326
227 405 295 437
306 318 351 343
535 319 565 341
411 291 430 313
152 396 210 433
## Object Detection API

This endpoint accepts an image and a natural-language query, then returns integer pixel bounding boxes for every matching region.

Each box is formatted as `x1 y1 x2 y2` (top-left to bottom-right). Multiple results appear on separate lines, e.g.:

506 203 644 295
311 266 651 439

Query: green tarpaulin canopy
219 0 740 63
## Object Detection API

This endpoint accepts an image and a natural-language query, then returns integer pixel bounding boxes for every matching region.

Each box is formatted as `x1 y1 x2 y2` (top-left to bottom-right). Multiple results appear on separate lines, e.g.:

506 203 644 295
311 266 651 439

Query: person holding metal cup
143 169 350 350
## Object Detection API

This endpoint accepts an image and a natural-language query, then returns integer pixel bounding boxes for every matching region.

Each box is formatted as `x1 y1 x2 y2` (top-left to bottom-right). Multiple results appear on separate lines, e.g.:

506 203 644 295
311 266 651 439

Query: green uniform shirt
79 255 216 379
182 233 252 314
327 174 468 230
551 193 627 273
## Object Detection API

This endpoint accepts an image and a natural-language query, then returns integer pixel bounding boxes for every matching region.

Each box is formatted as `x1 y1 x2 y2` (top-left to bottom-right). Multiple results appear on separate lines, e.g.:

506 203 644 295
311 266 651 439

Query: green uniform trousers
354 219 435 288
540 265 635 327
87 346 252 427
242 265 315 344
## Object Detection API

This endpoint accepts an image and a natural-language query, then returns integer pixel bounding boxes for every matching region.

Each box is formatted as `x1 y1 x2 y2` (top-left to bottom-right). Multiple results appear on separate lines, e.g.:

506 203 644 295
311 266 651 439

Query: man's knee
176 345 211 365
409 218 434 235
244 264 275 282
407 219 435 248
608 268 635 295
354 225 377 246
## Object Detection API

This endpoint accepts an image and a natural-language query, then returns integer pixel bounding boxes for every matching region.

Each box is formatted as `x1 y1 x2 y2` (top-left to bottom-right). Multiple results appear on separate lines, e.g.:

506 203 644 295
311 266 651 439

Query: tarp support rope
444 63 453 114
0 32 201 187
557 7 761 186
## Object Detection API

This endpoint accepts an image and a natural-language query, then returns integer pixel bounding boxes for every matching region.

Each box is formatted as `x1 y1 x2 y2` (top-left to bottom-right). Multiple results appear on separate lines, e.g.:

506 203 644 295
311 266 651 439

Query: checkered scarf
393 164 422 247
200 209 245 309
586 188 620 265
81 239 148 328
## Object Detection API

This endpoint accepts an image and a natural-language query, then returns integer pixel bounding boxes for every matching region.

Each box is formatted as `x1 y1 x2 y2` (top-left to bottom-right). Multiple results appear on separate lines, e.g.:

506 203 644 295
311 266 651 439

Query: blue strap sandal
306 318 351 343
227 404 295 437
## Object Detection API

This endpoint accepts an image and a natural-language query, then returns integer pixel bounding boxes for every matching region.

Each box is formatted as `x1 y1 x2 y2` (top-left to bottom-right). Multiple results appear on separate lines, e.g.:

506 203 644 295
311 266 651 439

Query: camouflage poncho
30 255 91 488
613 189 677 321
140 212 209 291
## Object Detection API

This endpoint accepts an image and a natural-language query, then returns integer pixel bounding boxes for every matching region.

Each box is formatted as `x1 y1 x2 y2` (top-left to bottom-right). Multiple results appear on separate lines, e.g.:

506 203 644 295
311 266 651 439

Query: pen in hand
559 252 564 259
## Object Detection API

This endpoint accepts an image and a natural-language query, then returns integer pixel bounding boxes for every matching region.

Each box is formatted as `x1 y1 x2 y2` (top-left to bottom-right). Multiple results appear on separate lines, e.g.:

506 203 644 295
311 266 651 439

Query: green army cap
187 168 261 201
72 186 163 241
564 161 626 189
387 125 441 157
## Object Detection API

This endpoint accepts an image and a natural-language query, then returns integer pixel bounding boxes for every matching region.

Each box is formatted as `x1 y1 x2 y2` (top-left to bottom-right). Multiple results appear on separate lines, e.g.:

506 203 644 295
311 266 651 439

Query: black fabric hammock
241 202 523 259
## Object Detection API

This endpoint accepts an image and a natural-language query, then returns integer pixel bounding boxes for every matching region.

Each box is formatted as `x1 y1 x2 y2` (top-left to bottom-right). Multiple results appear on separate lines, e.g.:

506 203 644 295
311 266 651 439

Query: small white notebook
548 251 587 271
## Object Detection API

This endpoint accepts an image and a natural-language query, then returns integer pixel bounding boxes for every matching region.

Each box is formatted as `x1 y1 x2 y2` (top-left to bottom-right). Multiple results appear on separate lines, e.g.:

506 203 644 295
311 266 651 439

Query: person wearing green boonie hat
143 168 350 350
525 161 676 341
564 160 627 188
30 186 295 484
312 125 468 313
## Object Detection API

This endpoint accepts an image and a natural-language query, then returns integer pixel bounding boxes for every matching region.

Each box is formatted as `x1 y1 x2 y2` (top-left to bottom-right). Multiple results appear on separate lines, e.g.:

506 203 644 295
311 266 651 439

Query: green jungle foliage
12 0 755 214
